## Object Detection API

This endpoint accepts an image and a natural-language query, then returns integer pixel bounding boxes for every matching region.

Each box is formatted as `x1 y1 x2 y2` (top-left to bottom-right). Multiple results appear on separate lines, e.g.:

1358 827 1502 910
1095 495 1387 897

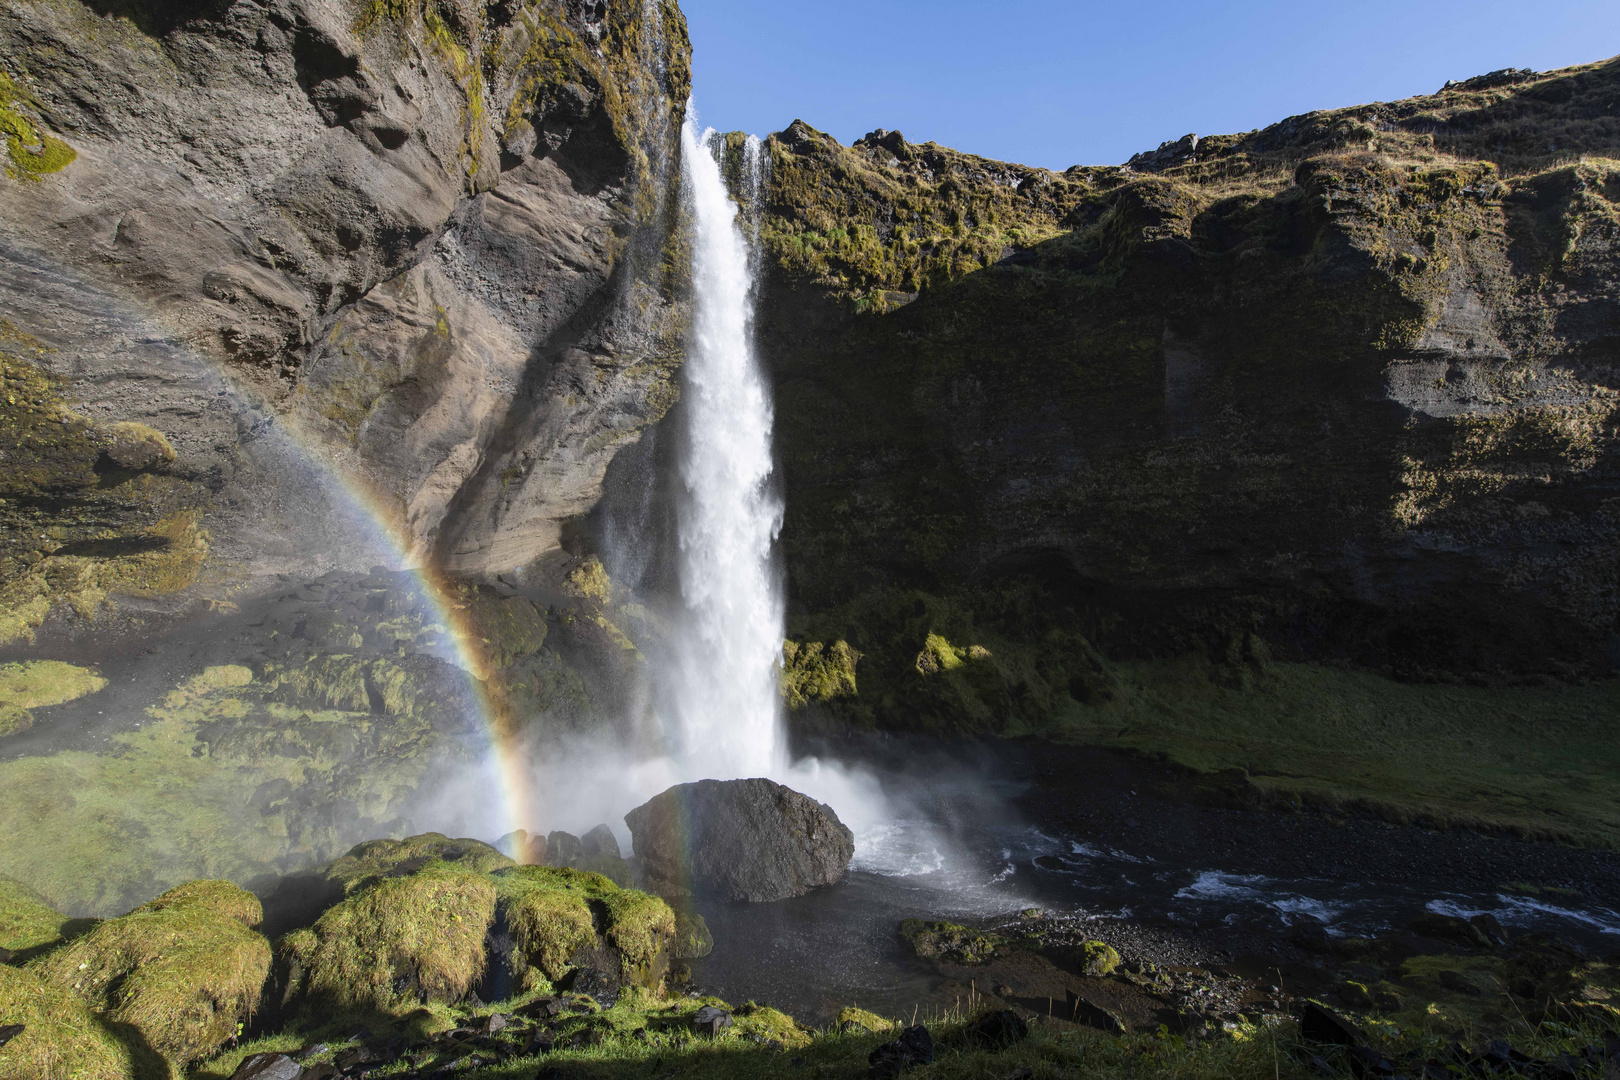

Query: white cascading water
666 112 785 780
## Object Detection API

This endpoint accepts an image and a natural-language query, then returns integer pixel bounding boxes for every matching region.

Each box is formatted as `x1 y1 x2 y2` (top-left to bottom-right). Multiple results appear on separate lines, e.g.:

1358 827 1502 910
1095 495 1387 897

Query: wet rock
967 1009 1028 1049
1299 1002 1363 1047
546 832 583 867
692 1005 733 1036
1471 913 1511 947
1290 914 1333 953
868 1025 934 1077
1407 913 1492 950
625 778 854 902
1066 989 1127 1034
566 968 618 1009
580 824 620 859
229 1054 302 1080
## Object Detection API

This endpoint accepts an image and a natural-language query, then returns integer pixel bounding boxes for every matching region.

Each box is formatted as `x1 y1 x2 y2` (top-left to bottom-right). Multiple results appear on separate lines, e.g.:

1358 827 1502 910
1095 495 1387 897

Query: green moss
0 876 76 955
292 863 497 1014
731 1000 812 1048
0 659 106 737
497 868 596 983
0 964 138 1080
0 656 449 916
462 589 548 670
494 865 675 986
780 639 860 708
31 880 270 1066
0 71 75 182
322 834 515 897
898 919 1002 965
835 1005 895 1032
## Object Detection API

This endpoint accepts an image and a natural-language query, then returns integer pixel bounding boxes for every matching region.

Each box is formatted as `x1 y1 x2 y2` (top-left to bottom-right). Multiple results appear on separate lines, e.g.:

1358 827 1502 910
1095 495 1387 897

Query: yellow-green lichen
0 71 76 181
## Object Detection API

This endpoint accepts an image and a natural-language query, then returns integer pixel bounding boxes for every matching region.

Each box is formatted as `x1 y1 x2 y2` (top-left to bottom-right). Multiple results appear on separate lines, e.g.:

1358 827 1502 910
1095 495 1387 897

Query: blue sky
682 1 1620 170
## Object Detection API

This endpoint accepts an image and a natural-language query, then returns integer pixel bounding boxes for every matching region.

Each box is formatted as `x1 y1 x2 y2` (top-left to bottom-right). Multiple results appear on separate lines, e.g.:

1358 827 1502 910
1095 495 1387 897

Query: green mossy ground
32 881 271 1067
0 658 106 736
0 663 445 917
0 70 76 181
0 877 81 958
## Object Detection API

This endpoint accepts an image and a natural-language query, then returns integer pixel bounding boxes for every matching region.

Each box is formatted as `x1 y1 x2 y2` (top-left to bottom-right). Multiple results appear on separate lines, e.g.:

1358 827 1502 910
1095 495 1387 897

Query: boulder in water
624 778 855 902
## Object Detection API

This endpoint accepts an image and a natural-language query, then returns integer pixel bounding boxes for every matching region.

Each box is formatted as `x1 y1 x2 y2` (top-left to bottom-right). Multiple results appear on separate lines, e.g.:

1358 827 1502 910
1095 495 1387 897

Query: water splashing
665 111 783 780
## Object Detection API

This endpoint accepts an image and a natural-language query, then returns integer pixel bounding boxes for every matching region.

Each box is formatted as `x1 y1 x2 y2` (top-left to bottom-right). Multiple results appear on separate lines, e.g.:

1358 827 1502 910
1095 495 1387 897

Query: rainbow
18 252 541 848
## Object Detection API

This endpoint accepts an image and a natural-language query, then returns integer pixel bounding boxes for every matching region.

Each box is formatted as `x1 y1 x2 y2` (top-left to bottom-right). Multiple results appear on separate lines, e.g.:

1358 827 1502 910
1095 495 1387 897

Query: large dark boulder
624 779 855 902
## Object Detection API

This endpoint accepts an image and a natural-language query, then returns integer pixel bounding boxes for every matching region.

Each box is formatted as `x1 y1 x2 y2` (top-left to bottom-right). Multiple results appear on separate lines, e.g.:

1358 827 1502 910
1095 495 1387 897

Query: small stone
693 1005 733 1036
229 1054 304 1080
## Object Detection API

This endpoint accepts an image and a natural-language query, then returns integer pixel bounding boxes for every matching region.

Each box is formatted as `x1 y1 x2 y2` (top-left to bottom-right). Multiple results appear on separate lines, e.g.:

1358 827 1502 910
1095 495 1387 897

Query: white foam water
665 111 784 781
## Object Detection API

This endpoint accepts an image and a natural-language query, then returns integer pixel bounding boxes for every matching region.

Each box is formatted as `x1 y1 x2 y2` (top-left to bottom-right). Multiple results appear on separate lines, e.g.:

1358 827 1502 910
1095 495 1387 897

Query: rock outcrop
758 60 1620 715
624 778 855 902
0 0 691 642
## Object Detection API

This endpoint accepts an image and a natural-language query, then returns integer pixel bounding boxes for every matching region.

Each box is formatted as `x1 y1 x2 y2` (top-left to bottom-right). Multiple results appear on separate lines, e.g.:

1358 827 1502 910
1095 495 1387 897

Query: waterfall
665 112 784 780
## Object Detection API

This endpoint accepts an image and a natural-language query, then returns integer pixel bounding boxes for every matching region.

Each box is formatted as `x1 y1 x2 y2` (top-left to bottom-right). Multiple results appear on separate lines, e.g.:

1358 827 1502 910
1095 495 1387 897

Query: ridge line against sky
682 0 1620 171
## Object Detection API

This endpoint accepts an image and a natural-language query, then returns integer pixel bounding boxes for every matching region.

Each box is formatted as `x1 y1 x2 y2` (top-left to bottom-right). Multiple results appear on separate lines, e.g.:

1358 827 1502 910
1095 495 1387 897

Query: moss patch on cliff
0 321 211 645
0 71 75 181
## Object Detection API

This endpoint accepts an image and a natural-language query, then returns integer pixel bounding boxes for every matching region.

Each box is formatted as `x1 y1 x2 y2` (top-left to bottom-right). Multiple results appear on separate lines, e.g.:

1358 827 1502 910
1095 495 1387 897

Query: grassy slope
1033 657 1620 845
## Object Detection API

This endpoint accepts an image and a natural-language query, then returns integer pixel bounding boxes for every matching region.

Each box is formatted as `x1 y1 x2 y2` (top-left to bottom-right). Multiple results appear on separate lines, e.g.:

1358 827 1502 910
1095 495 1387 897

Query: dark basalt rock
966 1009 1028 1049
580 824 621 859
229 1053 303 1080
624 778 854 902
868 1025 934 1077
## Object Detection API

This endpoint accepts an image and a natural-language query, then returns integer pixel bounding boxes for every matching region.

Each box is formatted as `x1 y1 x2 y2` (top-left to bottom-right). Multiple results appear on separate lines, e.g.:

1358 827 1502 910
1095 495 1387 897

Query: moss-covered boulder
0 964 139 1080
321 833 516 897
31 880 271 1066
495 865 676 990
279 857 679 1017
282 863 498 1014
898 919 1003 965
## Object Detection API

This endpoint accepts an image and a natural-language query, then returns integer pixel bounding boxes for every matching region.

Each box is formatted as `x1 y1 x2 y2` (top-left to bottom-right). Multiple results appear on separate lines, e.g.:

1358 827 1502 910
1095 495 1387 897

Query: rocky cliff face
760 59 1620 737
0 0 693 913
0 0 690 644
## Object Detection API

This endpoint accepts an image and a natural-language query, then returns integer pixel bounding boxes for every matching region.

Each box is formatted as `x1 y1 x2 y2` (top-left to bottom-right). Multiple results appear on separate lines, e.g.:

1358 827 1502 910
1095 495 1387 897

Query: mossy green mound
495 865 676 986
0 659 107 737
31 880 270 1066
0 964 138 1080
899 919 1003 965
0 876 77 957
321 833 516 898
286 863 497 1014
835 1004 895 1033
